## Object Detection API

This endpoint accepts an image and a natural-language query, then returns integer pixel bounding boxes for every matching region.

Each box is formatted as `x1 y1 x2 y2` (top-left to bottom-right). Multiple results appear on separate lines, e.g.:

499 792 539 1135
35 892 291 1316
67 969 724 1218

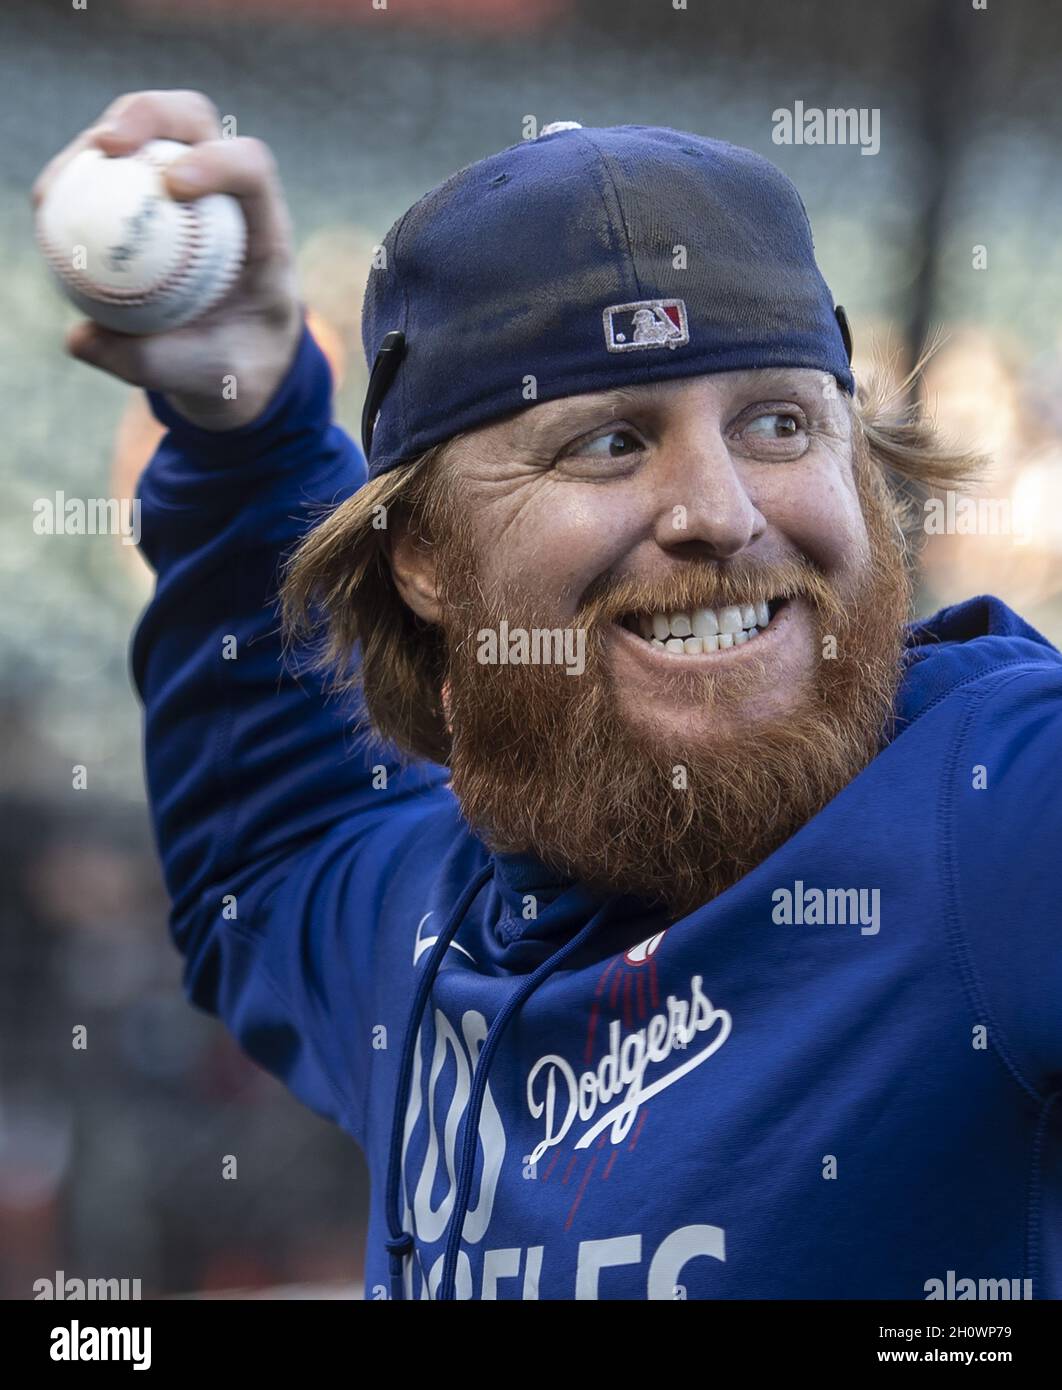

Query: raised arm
36 91 456 1133
132 319 451 924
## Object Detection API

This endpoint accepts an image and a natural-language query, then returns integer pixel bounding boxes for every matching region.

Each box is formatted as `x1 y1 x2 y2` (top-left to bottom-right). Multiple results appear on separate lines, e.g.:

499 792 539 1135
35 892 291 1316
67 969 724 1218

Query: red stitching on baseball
37 145 242 317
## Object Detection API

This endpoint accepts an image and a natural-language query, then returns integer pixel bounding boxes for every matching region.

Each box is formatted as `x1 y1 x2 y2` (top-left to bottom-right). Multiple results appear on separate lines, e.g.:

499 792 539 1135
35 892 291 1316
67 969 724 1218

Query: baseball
35 138 246 335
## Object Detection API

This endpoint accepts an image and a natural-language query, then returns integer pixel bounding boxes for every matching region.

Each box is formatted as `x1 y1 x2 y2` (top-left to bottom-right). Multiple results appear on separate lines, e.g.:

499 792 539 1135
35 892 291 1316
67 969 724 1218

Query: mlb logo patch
603 299 689 352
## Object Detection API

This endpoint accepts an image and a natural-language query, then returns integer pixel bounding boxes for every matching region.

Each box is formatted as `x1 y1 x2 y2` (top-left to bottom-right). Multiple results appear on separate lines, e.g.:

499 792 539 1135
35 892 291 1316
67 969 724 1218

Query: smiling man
40 92 1062 1302
343 366 909 920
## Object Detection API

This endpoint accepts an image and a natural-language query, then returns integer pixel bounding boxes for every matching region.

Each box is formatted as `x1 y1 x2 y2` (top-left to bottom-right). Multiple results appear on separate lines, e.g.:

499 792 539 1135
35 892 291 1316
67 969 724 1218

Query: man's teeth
719 606 742 635
635 600 773 654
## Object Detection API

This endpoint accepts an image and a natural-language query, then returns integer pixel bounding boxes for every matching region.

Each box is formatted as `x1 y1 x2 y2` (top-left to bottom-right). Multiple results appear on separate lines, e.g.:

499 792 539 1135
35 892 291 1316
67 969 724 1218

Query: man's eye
743 412 803 439
571 428 643 459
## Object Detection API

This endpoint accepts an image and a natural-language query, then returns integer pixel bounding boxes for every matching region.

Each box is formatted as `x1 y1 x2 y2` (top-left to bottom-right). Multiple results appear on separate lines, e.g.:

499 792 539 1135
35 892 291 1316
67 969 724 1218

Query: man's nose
649 433 765 558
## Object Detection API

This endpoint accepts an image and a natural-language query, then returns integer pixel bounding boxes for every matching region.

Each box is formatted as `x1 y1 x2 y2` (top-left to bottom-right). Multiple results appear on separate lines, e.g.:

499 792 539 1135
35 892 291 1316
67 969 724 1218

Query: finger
32 90 221 209
163 137 293 266
65 321 159 387
65 320 240 399
93 89 222 155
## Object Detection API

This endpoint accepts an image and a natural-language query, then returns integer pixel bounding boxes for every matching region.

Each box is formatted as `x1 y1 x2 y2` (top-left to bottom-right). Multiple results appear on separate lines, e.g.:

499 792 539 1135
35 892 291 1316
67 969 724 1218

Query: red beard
435 453 911 919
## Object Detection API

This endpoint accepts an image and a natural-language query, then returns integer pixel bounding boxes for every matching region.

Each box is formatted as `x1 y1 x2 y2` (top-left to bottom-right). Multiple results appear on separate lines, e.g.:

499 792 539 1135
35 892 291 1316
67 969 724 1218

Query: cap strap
361 330 406 460
835 305 853 363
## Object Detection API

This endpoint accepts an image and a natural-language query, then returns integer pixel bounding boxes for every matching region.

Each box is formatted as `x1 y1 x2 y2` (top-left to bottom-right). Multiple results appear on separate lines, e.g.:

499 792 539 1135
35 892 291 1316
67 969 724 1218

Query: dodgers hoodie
133 324 1062 1301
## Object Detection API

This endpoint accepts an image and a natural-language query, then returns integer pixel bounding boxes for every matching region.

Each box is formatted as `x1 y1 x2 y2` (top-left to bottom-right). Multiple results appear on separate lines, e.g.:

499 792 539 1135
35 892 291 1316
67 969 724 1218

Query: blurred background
1 0 1060 1299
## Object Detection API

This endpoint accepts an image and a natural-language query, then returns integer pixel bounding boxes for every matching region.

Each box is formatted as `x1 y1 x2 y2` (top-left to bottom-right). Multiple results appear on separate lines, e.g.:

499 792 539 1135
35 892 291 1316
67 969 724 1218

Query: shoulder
945 652 1062 1093
945 651 1061 837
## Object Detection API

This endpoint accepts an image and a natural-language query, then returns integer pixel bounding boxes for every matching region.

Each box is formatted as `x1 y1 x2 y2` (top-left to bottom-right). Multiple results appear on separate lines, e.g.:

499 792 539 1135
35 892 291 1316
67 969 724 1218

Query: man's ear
388 514 443 624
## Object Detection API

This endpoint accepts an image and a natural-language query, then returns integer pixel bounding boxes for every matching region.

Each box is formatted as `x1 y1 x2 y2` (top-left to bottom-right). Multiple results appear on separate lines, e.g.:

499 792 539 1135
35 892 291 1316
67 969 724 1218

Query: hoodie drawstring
436 893 618 1301
384 862 494 1301
383 864 618 1301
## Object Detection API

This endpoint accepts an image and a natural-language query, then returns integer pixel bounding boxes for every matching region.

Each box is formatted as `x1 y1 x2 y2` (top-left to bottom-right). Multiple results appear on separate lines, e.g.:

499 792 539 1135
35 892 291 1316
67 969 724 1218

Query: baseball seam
36 145 243 317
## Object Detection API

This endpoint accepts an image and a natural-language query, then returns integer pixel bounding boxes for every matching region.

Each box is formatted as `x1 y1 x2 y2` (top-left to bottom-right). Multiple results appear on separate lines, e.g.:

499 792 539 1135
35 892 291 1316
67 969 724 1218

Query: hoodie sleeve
950 660 1062 1098
131 321 454 1140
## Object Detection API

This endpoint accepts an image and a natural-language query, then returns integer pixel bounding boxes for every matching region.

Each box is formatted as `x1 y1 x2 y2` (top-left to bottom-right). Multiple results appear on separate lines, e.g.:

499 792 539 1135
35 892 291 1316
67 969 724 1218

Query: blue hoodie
133 325 1062 1301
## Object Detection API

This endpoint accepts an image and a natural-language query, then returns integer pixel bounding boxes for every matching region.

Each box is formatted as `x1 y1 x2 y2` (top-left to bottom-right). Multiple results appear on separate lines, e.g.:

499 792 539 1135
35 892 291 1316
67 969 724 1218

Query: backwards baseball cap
360 122 853 477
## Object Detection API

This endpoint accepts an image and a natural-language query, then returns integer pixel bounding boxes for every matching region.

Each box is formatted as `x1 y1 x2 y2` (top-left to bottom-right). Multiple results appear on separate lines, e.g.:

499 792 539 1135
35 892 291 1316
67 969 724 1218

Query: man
38 91 1061 1301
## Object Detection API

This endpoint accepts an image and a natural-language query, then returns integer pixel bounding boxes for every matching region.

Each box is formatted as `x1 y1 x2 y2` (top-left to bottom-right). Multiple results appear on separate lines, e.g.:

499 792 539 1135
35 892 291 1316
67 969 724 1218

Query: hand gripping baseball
32 90 304 430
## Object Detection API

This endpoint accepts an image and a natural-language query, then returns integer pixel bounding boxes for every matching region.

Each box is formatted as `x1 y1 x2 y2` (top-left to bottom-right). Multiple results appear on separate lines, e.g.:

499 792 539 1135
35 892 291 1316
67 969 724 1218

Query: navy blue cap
361 123 854 476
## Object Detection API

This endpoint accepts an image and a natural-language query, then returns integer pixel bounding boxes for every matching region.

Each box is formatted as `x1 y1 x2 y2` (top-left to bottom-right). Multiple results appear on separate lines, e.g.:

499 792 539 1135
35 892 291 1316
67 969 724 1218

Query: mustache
575 555 839 629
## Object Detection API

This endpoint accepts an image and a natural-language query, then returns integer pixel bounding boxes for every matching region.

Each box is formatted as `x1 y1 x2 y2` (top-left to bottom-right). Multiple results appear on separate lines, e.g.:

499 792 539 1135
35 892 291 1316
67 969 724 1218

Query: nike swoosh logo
413 911 477 967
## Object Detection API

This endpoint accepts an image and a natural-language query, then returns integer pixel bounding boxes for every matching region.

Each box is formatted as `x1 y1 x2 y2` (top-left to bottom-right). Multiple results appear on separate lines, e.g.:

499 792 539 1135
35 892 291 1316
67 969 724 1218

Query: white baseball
36 139 246 335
